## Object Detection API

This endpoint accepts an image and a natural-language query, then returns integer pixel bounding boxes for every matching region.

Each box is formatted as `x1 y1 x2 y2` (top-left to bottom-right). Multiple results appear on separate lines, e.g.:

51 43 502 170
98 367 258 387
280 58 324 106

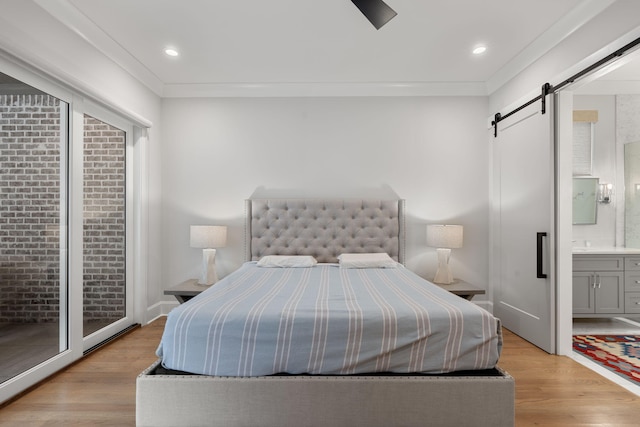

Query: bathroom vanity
573 248 640 317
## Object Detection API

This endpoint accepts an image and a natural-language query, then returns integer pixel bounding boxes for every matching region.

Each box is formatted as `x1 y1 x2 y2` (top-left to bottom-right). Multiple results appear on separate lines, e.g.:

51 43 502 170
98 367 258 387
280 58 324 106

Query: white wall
160 96 491 305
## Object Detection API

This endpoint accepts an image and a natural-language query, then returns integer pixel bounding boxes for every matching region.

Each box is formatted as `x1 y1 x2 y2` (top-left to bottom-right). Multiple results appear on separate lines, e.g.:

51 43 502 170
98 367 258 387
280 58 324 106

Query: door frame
555 90 574 355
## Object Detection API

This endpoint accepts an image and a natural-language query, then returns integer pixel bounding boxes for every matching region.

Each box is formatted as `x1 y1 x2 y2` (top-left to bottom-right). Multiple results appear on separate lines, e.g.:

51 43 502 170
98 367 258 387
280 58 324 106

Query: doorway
557 48 640 395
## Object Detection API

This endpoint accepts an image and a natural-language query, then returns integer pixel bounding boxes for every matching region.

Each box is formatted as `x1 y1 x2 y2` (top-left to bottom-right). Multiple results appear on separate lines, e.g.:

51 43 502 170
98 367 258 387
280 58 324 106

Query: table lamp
426 224 463 285
190 225 227 285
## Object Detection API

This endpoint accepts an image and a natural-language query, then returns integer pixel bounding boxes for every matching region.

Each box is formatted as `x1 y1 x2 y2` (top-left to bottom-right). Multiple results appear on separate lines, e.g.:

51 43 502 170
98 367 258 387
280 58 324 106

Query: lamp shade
190 225 227 249
426 225 463 249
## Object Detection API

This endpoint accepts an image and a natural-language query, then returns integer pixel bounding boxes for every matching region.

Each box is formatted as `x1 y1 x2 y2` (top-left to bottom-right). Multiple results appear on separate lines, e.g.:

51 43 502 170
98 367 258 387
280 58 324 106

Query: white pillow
338 253 397 269
256 255 317 268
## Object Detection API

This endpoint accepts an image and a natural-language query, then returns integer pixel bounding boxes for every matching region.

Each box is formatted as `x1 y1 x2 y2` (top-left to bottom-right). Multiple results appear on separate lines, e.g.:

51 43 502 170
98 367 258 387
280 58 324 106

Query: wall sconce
190 225 227 285
598 183 613 204
426 224 463 285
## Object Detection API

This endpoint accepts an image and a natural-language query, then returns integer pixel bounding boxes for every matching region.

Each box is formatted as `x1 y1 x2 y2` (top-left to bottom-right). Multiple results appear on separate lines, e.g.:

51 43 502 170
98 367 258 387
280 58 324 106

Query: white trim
161 81 488 98
555 91 574 356
0 42 152 128
0 51 73 103
574 80 640 95
491 25 640 120
133 127 150 325
68 97 85 356
33 0 163 96
147 301 179 320
486 0 616 94
32 0 613 100
145 313 167 326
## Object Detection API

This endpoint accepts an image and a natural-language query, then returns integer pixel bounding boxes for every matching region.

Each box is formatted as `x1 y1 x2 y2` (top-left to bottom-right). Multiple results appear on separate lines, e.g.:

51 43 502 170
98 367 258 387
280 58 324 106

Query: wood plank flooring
1 318 639 426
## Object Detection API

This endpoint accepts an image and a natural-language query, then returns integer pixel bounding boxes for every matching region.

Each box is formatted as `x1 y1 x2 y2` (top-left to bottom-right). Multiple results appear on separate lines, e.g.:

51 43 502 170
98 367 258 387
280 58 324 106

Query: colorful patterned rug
573 335 640 386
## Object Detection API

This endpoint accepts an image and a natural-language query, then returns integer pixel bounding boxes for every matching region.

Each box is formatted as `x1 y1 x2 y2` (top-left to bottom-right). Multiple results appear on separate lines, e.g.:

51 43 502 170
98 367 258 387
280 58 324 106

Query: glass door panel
82 115 127 339
0 73 68 383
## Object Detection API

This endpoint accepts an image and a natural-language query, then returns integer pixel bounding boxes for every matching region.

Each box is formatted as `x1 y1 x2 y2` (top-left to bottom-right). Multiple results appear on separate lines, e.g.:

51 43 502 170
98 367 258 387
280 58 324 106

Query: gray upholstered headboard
245 199 405 264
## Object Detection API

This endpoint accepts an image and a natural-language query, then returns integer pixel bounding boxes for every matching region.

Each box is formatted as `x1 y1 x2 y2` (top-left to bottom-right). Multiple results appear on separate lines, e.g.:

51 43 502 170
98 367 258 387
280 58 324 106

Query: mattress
157 262 502 376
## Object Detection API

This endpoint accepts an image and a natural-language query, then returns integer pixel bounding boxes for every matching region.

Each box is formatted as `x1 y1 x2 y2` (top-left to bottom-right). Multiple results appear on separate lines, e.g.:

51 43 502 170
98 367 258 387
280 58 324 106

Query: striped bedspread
157 262 502 376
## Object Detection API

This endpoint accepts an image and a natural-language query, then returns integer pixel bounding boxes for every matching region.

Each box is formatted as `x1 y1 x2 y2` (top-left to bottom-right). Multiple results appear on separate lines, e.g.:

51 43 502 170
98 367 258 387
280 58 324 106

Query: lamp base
199 248 218 286
432 248 454 285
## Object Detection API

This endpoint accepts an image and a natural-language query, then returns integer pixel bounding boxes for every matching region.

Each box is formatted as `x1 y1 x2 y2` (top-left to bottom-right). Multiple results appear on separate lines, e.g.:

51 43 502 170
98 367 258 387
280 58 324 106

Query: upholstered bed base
136 360 514 427
139 199 514 426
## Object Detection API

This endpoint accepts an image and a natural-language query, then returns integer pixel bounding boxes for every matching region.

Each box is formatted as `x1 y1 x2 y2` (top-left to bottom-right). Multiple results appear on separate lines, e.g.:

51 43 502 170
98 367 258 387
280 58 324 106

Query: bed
137 199 514 426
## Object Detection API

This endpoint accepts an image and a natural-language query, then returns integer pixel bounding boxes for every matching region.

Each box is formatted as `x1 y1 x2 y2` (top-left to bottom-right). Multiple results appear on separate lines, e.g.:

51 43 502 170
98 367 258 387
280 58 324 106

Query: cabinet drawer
625 293 640 314
625 272 640 291
625 257 640 271
572 256 623 271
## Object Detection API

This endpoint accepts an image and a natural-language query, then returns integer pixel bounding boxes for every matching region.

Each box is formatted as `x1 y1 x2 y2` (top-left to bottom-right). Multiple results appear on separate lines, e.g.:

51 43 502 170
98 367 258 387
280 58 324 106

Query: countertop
572 247 640 255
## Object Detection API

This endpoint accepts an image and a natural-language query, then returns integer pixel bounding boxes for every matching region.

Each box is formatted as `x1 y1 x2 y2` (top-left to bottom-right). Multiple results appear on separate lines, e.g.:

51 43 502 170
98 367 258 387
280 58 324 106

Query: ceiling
32 0 636 97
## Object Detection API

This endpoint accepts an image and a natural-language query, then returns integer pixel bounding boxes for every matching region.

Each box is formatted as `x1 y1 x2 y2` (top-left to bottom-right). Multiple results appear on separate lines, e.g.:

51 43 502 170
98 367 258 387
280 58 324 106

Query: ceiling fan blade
351 0 397 29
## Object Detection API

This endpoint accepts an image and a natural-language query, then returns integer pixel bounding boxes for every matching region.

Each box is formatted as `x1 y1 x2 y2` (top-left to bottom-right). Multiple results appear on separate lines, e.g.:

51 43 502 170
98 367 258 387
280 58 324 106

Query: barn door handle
537 232 548 279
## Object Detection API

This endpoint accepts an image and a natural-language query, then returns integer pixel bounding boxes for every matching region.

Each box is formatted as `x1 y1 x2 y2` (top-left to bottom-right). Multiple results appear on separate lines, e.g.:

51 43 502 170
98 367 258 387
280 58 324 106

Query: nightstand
164 279 209 303
434 279 485 300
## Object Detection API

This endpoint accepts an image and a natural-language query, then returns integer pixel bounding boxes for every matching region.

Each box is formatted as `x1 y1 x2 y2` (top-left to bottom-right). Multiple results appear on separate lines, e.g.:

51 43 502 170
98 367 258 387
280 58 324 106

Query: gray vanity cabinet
572 255 625 316
624 257 640 314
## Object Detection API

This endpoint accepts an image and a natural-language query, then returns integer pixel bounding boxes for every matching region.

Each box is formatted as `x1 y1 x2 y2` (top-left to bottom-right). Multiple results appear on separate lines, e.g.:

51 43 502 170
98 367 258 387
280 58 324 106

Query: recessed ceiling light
472 46 487 55
164 48 179 57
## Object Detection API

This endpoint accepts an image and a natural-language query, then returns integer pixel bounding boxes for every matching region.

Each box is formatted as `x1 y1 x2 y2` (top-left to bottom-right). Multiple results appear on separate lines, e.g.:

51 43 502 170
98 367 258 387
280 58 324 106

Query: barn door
491 95 556 353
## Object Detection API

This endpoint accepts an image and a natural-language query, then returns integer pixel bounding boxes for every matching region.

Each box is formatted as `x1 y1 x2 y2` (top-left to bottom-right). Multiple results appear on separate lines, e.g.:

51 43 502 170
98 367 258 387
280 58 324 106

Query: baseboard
146 300 178 324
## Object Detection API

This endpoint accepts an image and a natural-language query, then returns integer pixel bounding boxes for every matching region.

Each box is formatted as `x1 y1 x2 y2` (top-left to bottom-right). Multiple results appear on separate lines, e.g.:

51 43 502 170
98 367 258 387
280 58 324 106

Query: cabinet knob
636 262 640 266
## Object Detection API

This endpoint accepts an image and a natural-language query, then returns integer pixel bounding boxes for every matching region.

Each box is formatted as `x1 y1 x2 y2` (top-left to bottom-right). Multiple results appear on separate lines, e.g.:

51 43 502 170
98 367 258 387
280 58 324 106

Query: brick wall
0 94 63 323
0 96 126 324
83 116 126 324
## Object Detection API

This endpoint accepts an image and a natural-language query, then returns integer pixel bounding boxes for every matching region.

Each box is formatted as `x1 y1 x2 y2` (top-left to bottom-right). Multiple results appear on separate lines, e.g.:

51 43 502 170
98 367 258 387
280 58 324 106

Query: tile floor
572 316 640 335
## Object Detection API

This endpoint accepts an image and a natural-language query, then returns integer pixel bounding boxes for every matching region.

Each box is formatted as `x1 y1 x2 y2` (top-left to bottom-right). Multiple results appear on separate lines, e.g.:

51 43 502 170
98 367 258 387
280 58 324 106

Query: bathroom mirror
573 177 598 225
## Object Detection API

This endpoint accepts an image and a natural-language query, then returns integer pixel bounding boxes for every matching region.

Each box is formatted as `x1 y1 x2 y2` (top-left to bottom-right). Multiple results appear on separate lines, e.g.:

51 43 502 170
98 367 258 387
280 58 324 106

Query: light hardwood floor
1 318 639 426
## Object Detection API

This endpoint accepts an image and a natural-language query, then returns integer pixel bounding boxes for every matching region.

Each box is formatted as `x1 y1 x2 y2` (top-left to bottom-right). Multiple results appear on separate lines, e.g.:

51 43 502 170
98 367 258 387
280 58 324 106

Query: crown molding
34 0 164 96
35 0 613 99
485 0 616 95
161 81 488 98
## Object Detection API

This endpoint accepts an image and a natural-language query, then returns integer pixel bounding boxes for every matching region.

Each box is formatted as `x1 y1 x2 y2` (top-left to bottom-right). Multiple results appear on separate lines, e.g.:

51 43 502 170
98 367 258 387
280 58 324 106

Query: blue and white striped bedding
157 262 502 376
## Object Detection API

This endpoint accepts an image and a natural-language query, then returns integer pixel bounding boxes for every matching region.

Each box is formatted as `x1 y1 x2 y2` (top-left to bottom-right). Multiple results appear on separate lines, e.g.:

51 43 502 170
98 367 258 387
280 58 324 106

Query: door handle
537 232 547 279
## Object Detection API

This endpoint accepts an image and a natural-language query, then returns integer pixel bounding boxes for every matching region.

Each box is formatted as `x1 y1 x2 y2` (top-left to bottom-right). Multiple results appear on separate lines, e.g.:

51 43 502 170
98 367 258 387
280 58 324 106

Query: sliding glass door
0 67 138 403
0 73 70 389
81 111 133 350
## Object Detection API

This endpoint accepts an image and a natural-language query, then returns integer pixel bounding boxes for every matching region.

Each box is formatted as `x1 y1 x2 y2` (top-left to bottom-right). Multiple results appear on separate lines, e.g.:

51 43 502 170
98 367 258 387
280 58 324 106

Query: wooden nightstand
164 279 209 303
434 279 485 300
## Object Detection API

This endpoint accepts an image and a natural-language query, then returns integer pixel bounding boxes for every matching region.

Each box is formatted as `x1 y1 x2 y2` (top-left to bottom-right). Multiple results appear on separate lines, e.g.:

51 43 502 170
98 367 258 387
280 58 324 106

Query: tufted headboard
245 199 405 264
